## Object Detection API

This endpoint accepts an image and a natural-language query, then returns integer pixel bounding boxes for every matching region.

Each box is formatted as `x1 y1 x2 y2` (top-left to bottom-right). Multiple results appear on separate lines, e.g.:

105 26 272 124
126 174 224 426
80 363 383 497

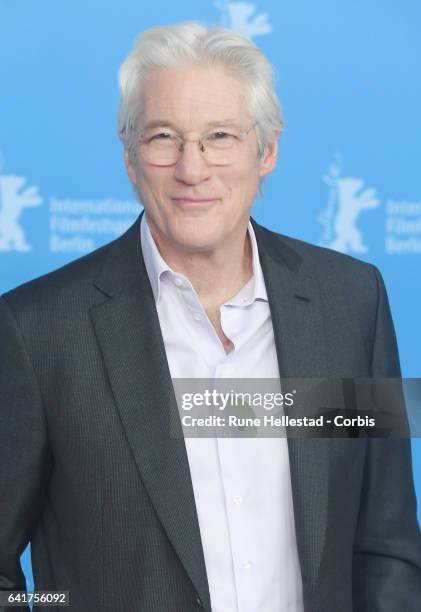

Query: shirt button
173 276 184 287
195 595 203 607
193 312 203 321
242 560 253 570
233 495 243 505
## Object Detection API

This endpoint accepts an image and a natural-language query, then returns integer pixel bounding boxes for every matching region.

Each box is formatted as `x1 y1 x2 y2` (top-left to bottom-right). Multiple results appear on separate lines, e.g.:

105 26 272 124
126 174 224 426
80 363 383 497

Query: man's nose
173 141 212 184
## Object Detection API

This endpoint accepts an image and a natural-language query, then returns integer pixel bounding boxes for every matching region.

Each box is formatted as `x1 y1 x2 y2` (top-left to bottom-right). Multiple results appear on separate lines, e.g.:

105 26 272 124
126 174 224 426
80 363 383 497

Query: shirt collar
140 212 268 305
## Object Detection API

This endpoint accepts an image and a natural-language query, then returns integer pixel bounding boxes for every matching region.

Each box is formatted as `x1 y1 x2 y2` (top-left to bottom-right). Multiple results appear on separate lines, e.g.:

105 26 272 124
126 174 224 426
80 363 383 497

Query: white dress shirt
141 214 304 612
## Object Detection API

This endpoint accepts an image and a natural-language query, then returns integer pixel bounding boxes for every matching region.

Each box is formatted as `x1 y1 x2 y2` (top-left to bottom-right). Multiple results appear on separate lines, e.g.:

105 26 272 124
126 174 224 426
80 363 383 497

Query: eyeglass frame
136 122 258 166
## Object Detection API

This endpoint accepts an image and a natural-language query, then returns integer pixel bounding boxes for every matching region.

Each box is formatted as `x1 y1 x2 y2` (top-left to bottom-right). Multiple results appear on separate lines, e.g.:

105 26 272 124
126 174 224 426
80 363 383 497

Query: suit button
195 595 203 607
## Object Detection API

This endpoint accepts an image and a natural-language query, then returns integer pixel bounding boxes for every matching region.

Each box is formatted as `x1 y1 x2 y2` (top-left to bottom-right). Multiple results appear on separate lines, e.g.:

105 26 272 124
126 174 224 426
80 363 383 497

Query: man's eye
150 132 174 140
209 131 231 139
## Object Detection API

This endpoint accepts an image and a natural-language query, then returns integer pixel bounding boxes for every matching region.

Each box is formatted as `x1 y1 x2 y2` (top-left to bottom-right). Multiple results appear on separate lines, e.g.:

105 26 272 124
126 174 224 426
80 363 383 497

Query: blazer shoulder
2 217 141 319
262 223 377 275
254 222 383 306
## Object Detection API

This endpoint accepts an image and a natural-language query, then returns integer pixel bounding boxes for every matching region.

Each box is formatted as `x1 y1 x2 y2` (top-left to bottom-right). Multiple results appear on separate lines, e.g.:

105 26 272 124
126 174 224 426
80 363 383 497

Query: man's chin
169 219 227 249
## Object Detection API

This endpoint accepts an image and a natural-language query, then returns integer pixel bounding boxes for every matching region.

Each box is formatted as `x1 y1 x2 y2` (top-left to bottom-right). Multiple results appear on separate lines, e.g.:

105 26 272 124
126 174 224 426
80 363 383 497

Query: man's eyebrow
205 120 240 128
142 120 178 131
142 119 241 131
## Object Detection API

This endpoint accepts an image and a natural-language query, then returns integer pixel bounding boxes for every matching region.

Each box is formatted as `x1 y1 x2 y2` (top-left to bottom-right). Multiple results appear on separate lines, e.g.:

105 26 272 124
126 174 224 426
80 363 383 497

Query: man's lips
171 197 219 203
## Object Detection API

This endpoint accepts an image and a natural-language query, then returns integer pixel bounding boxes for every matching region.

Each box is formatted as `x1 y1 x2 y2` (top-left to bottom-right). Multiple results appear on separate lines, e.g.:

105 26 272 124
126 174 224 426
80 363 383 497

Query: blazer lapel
89 217 211 610
252 219 331 600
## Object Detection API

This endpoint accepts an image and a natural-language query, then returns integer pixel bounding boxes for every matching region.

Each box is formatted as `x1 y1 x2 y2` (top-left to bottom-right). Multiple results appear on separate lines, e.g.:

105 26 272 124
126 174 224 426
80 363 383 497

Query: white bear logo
0 174 42 251
318 155 380 253
215 1 272 39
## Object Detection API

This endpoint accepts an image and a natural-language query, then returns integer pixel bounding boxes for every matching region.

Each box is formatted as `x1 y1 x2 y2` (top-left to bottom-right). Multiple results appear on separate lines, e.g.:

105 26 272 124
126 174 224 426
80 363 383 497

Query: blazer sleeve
352 266 421 610
0 295 52 612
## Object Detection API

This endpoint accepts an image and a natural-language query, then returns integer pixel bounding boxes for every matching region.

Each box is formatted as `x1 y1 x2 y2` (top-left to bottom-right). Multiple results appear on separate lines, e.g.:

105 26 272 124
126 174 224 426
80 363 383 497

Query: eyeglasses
137 123 257 166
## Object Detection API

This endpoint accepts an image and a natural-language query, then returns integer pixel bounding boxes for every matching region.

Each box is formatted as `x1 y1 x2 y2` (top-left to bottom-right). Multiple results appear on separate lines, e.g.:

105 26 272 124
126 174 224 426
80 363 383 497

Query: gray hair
118 21 283 160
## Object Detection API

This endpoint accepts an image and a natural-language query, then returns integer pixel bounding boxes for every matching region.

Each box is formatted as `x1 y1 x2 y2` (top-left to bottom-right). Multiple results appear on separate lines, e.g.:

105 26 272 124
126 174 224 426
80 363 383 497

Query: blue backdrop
1 0 420 592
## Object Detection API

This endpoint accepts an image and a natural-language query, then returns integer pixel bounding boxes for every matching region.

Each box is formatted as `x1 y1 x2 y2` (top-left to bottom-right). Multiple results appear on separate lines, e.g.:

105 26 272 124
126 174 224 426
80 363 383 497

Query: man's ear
124 148 138 186
258 136 279 179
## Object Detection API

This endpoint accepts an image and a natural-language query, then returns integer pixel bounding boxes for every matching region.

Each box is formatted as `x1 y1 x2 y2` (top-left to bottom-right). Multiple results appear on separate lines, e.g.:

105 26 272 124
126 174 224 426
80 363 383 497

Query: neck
147 217 253 310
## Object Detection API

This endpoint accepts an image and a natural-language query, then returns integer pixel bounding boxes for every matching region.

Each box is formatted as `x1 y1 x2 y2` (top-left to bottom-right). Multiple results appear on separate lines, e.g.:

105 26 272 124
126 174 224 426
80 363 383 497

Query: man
1 21 420 612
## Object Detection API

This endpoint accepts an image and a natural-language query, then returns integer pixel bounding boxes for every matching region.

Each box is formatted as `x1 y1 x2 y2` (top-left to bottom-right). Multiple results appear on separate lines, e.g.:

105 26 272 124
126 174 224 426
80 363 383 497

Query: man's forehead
139 98 250 131
138 66 250 127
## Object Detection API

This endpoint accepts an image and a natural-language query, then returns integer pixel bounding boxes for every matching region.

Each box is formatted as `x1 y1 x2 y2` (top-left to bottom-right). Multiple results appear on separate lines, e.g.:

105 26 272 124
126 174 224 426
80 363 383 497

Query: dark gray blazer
1 215 421 612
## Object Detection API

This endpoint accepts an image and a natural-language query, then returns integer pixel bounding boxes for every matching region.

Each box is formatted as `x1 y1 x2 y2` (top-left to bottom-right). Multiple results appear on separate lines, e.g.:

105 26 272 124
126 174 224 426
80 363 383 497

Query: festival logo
215 1 272 38
0 157 42 252
318 154 380 254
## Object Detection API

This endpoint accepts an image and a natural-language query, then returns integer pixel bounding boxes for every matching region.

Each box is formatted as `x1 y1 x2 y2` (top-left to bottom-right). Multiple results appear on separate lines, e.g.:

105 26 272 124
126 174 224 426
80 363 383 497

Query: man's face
125 64 278 254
